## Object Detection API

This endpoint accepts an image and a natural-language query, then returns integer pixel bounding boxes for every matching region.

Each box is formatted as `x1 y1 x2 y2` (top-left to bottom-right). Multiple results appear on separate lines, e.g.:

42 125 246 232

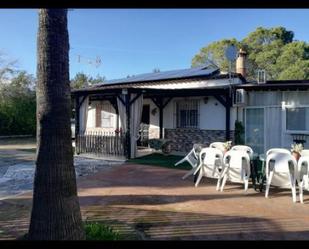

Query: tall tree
28 9 85 240
70 72 105 89
192 26 309 81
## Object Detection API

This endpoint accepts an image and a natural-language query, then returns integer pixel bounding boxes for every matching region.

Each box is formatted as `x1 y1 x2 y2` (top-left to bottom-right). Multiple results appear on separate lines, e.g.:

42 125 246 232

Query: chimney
236 48 247 78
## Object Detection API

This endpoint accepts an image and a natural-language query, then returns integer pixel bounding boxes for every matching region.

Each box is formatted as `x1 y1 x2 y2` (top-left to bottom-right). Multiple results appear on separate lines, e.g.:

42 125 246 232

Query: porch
72 86 235 160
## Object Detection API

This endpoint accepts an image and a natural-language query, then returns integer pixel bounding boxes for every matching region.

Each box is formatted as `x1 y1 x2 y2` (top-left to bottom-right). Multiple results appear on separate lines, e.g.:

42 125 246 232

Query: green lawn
128 153 191 170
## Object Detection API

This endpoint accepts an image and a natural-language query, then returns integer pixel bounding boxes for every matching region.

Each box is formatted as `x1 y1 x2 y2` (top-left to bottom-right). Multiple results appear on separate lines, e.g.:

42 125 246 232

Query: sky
0 9 308 81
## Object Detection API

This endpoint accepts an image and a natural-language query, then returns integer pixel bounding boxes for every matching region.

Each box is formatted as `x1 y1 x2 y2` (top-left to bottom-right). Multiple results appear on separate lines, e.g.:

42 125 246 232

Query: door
245 108 265 154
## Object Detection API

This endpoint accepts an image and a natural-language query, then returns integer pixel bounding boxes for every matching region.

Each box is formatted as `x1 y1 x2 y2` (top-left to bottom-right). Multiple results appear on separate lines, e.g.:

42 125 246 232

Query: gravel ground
0 156 124 200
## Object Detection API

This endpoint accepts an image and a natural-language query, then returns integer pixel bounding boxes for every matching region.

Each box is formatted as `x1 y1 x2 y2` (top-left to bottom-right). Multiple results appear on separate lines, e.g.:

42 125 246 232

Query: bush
84 222 121 240
234 120 245 145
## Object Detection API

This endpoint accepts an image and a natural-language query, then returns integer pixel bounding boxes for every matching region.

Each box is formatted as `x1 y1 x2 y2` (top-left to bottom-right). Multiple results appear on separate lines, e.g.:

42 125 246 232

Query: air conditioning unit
257 69 266 84
234 89 247 106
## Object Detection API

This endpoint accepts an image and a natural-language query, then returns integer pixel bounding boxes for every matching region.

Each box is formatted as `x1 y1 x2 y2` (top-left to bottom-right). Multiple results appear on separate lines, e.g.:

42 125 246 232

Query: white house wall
162 96 236 131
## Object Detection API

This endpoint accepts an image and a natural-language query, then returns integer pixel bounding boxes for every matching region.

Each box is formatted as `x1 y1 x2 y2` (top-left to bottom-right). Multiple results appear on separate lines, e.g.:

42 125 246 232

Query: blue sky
0 9 308 80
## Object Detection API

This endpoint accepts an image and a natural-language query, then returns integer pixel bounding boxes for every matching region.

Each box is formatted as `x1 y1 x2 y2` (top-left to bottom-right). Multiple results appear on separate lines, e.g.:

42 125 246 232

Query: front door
138 105 150 146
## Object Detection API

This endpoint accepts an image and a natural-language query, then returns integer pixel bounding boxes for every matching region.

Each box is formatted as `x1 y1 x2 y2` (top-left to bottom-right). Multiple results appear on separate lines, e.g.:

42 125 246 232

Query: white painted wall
162 96 236 131
85 95 240 135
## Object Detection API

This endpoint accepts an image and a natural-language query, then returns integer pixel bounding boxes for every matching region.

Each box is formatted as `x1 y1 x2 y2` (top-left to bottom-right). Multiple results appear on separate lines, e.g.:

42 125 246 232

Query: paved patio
1 162 309 240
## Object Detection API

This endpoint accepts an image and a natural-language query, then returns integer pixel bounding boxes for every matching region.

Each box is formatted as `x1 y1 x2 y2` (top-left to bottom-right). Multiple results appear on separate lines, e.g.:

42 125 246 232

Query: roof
72 63 246 94
95 63 220 87
235 80 309 91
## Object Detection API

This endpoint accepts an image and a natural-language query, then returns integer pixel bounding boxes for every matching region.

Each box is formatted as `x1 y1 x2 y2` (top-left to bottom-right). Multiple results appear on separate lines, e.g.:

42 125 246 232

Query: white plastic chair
298 156 309 204
175 144 200 180
301 149 309 157
209 142 226 153
231 145 254 159
266 148 290 156
265 152 298 203
219 150 251 192
193 147 223 188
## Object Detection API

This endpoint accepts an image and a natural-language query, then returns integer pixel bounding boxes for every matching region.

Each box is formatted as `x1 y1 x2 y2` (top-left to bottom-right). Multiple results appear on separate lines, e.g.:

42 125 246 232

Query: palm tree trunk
28 9 85 240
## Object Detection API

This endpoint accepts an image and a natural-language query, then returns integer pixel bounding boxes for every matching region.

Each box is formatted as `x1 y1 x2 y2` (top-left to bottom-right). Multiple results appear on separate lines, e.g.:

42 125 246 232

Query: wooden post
159 98 163 139
125 92 131 159
75 95 80 154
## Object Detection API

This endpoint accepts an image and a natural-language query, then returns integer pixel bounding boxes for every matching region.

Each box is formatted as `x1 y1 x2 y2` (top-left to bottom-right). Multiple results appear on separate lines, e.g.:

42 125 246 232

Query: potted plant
291 143 303 161
223 141 232 154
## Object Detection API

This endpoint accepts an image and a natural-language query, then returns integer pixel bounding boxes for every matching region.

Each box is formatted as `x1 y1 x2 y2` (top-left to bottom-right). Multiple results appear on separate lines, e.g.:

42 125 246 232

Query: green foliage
70 72 105 89
0 71 36 136
192 26 309 80
234 120 244 145
84 222 121 240
192 38 240 72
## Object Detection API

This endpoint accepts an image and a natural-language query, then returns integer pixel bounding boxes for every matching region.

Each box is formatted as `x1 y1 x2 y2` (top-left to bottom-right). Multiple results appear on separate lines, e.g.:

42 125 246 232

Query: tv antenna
224 45 237 84
77 54 102 68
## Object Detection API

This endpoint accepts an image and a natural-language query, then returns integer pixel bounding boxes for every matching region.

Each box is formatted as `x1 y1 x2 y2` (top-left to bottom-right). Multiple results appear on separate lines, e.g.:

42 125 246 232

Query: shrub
84 222 121 240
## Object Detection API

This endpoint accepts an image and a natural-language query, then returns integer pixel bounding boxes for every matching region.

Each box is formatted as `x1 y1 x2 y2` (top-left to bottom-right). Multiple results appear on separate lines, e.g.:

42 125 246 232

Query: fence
76 131 127 158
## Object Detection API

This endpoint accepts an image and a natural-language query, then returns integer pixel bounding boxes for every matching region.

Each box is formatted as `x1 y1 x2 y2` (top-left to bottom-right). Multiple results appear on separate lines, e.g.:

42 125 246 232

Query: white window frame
283 104 309 135
244 106 266 154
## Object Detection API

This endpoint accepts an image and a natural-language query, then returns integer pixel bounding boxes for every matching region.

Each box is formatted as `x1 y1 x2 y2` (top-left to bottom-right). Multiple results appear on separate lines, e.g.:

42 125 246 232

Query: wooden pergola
72 85 234 159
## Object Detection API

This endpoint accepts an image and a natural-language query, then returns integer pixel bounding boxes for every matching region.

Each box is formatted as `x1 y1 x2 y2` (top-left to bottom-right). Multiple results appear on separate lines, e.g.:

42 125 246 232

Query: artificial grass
128 153 191 170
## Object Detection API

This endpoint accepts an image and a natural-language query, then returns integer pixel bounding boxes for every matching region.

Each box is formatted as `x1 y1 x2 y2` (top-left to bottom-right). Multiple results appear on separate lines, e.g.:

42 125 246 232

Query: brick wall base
164 128 234 153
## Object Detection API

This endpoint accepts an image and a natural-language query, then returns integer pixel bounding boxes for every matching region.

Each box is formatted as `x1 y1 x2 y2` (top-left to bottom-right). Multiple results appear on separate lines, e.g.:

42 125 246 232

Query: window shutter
95 103 102 127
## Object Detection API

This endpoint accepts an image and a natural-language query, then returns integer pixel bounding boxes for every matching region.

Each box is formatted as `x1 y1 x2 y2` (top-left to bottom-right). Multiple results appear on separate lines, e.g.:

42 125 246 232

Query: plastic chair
209 142 226 153
266 148 290 156
230 145 254 159
301 149 309 157
219 150 251 192
265 152 298 203
175 144 200 180
193 147 223 188
298 156 309 204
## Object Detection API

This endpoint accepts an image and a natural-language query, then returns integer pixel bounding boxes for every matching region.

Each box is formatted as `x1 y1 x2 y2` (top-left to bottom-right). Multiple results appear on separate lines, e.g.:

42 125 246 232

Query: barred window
176 100 199 128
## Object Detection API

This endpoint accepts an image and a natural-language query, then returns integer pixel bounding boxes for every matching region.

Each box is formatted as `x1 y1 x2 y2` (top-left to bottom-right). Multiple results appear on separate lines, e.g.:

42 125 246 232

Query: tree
192 26 309 81
70 72 105 89
0 71 36 135
28 9 85 240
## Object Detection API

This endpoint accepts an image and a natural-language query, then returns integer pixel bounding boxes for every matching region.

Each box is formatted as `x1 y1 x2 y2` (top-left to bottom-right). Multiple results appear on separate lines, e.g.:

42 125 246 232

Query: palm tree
28 9 85 240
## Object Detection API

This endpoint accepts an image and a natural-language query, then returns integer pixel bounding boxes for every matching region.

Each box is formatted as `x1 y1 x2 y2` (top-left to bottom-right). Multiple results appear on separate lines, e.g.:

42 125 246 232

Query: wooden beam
162 97 173 109
214 95 227 108
129 92 142 106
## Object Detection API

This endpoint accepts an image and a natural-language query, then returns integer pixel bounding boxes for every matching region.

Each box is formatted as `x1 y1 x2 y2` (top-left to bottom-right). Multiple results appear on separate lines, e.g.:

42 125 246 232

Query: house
72 50 309 159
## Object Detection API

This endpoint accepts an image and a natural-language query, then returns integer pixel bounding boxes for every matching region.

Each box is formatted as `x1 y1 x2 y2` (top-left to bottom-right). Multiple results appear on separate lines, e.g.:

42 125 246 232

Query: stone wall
164 128 234 153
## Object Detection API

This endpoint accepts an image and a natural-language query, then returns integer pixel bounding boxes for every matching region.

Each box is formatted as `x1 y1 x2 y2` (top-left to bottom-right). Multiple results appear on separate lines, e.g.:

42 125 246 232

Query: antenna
225 45 237 80
76 54 102 68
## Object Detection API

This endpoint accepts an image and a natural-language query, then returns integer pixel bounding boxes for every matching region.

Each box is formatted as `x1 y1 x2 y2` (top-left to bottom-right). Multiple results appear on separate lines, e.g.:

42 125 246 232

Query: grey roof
94 63 220 87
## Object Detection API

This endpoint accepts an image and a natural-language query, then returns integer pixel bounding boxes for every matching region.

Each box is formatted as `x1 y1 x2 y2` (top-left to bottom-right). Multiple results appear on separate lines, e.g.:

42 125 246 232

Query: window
286 107 309 132
95 102 114 128
176 100 199 128
101 103 114 128
245 108 264 154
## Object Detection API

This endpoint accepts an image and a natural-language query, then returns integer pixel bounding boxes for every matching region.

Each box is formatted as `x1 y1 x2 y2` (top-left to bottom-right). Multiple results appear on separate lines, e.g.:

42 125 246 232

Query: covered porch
72 85 234 160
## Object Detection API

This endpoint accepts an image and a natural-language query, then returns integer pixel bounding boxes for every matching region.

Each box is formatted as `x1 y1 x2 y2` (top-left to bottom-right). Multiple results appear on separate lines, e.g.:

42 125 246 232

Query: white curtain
79 96 89 134
117 94 127 132
130 94 143 158
248 92 282 106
